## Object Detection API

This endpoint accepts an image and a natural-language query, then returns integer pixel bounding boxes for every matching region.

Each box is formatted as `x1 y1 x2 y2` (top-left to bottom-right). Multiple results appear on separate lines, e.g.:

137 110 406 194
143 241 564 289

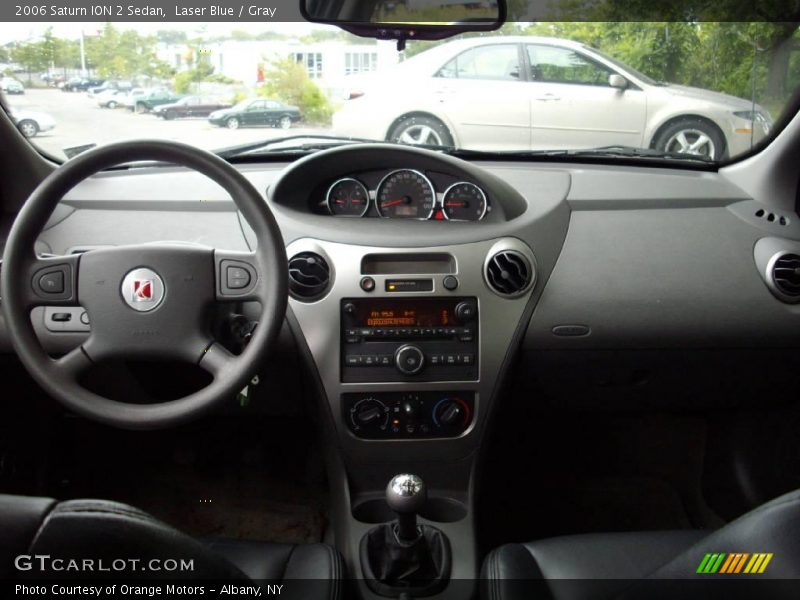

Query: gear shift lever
361 473 450 596
386 473 426 541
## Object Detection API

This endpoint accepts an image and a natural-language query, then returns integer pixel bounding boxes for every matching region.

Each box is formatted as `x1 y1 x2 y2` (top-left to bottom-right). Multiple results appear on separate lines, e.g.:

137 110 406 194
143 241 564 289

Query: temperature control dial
432 397 471 432
350 397 389 433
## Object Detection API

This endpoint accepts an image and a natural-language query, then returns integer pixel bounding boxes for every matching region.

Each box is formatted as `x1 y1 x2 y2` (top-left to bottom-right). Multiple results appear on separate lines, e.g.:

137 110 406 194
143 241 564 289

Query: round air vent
288 252 331 300
485 250 533 297
771 253 800 301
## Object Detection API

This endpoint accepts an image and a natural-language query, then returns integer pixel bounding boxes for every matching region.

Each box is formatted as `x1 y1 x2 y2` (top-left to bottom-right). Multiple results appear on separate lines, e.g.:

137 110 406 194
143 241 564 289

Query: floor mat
46 416 327 544
478 409 723 551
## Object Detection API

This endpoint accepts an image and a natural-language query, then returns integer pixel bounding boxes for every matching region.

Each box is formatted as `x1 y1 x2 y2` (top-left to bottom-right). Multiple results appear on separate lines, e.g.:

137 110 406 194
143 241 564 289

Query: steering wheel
1 141 287 429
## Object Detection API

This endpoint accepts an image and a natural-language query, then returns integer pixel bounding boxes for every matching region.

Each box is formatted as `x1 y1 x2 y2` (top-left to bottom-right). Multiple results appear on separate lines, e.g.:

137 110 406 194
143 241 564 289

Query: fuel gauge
326 178 370 217
442 182 488 221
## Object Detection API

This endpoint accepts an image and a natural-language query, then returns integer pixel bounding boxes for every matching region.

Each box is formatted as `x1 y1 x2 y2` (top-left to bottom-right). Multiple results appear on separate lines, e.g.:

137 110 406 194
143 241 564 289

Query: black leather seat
0 494 343 599
482 489 800 600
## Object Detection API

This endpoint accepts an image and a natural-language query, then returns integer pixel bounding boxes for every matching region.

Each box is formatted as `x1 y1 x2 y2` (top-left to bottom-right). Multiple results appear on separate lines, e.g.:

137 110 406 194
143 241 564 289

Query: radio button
345 355 363 366
379 355 393 366
458 327 475 342
445 354 457 365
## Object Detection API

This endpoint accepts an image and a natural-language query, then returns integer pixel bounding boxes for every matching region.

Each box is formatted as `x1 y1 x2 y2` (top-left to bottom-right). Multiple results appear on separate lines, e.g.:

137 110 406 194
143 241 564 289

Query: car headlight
733 110 772 133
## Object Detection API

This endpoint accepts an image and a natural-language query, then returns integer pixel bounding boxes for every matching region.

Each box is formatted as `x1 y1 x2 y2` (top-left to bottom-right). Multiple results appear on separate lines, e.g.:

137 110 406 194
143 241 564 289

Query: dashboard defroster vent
485 250 533 297
771 253 800 300
288 252 331 300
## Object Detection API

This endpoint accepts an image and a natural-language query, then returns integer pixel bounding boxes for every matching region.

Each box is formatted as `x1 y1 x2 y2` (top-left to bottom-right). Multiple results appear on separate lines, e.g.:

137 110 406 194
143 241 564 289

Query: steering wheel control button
395 345 425 375
79 311 90 325
219 259 257 296
360 276 376 292
226 266 251 290
120 267 165 312
38 270 64 294
443 275 459 291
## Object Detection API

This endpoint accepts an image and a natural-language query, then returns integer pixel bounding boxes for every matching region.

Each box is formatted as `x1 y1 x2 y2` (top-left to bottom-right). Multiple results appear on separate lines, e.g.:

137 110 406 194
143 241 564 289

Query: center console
285 236 538 598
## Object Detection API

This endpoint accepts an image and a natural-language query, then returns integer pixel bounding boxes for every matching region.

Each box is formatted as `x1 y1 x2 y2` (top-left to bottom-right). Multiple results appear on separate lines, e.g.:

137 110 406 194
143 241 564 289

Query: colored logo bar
696 553 773 574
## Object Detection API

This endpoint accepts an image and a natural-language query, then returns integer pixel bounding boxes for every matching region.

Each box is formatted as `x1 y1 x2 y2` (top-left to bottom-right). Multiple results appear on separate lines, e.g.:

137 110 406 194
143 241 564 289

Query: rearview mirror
301 0 505 49
609 74 628 90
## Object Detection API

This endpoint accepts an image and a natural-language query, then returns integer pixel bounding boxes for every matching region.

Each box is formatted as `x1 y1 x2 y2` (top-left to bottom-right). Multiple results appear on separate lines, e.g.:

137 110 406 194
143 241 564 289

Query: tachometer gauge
326 178 370 217
442 182 488 221
376 169 436 219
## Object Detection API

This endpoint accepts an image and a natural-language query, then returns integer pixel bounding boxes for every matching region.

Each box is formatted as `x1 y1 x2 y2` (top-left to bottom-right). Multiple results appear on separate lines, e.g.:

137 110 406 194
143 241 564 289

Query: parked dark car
131 90 185 113
153 96 232 120
208 98 301 129
61 77 104 92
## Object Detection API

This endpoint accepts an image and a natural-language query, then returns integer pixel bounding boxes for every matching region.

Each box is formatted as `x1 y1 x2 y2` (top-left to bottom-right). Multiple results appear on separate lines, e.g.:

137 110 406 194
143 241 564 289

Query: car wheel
389 115 454 147
654 119 725 160
279 115 292 130
135 103 146 114
226 117 240 130
164 110 177 121
107 101 117 109
17 120 38 138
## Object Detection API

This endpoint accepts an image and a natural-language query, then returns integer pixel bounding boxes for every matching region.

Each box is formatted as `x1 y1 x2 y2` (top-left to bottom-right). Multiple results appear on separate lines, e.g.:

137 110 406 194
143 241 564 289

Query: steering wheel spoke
54 344 93 381
198 341 236 378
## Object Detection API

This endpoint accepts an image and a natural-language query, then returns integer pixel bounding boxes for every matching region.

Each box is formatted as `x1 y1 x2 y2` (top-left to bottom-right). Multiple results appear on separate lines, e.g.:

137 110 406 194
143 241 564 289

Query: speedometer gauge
442 182 488 221
327 178 369 217
376 169 435 219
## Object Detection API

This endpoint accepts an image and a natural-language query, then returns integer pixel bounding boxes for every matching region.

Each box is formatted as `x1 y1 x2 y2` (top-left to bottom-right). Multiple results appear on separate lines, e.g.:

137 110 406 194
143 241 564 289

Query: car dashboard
3 142 800 589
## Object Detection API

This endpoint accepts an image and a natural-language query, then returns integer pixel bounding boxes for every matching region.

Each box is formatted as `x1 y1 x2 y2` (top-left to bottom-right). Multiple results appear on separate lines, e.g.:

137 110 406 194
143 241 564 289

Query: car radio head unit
341 297 478 383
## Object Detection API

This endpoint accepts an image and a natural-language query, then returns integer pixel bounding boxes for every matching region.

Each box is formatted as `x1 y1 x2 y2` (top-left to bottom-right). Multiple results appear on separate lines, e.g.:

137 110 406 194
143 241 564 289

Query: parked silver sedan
333 36 772 160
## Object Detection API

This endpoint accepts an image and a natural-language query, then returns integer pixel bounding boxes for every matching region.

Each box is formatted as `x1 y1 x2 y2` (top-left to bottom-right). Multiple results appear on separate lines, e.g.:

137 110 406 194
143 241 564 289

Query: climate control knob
394 345 425 375
350 397 389 433
433 397 471 432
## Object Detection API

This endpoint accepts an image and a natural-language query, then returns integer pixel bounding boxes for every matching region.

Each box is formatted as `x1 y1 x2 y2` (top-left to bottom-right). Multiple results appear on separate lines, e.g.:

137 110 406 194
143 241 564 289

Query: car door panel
526 44 647 150
434 43 530 150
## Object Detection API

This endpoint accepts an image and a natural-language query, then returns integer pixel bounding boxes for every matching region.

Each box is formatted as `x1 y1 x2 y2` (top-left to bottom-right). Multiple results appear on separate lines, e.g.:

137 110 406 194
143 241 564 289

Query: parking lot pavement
6 88 333 158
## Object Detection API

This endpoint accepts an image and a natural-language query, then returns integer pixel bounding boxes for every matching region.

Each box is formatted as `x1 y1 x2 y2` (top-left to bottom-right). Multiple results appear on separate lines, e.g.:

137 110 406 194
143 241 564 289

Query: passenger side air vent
771 253 800 300
485 250 533 297
288 252 331 300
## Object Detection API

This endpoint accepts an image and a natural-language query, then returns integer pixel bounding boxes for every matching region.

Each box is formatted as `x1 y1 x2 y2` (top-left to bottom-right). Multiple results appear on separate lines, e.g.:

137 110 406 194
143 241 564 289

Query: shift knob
386 474 426 541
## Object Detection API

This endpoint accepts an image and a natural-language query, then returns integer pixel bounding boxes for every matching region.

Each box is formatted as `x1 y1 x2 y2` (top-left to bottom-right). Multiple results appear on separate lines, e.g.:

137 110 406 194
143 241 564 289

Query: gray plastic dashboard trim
286 237 537 463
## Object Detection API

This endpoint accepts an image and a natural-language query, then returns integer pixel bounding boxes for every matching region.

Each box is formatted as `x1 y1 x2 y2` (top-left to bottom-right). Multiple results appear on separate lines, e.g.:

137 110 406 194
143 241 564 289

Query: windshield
1 21 798 163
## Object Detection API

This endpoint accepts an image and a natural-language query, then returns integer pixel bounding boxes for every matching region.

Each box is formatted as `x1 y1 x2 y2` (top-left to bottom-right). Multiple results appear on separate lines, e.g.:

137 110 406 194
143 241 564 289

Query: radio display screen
344 298 461 328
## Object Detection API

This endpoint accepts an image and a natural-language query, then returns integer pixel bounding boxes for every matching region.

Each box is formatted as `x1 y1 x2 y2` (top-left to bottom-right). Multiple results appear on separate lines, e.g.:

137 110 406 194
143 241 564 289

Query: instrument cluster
325 168 489 222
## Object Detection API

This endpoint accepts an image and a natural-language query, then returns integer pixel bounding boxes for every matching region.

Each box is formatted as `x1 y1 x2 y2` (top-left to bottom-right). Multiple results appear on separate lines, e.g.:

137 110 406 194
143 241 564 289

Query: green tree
256 57 333 124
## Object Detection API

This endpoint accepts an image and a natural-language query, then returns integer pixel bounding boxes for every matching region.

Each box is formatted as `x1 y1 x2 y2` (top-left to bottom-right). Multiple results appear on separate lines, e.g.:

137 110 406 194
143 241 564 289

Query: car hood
661 84 760 112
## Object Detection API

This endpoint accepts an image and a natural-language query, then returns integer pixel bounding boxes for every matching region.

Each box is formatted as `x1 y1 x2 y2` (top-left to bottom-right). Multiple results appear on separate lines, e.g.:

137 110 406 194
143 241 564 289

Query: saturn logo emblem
121 268 165 312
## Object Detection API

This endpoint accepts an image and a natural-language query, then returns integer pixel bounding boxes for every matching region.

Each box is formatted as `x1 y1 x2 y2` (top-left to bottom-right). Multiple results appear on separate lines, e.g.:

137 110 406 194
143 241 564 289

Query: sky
0 21 325 43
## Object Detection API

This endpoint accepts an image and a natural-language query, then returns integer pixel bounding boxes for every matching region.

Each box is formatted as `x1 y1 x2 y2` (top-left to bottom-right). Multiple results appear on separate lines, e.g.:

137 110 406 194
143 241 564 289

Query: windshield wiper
215 135 377 159
562 145 716 163
475 145 715 164
215 135 460 159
